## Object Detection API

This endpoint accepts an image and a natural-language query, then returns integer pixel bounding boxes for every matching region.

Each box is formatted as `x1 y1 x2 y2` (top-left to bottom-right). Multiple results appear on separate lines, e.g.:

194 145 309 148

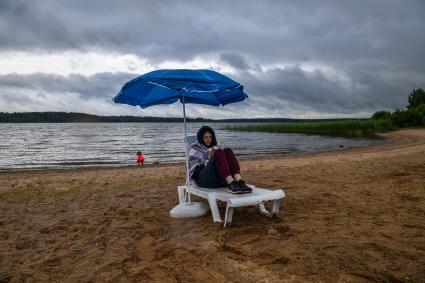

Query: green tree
407 88 425 109
371 110 392 120
391 108 425 127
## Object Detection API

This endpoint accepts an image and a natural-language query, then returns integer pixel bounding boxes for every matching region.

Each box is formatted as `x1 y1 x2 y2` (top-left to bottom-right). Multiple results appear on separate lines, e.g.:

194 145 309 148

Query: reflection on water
0 122 389 169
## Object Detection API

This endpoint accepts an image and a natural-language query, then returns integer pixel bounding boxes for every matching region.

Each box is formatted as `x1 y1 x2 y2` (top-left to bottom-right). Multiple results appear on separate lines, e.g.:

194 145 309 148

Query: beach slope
1 129 424 282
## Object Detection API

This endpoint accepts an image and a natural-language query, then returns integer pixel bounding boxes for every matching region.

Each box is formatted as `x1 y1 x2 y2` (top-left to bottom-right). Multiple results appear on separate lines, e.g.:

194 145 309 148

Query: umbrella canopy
113 69 248 108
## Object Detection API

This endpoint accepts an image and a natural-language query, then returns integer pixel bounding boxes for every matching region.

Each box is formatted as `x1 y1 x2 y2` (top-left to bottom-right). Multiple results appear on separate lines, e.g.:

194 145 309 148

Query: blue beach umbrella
113 69 248 108
113 69 248 213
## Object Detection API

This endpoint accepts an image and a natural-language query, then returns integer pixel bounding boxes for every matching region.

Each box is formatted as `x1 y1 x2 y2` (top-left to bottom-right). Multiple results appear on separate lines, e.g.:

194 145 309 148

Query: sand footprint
136 234 155 262
135 234 172 281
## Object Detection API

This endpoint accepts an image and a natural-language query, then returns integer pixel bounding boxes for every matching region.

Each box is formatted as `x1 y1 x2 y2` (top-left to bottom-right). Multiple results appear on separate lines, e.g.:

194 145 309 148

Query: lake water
0 122 389 170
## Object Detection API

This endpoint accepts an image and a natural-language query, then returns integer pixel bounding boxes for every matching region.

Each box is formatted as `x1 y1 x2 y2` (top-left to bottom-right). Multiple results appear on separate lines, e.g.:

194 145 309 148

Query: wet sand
0 129 424 282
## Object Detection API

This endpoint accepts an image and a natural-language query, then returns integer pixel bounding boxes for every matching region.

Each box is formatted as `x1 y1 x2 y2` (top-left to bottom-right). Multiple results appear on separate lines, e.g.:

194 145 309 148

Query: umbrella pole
182 95 191 203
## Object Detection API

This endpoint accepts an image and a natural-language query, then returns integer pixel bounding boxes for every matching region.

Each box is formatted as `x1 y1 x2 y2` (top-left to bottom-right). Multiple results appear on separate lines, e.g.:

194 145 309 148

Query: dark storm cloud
3 0 425 65
0 66 408 116
234 66 409 114
1 0 424 117
0 1 80 50
219 53 250 70
0 72 135 100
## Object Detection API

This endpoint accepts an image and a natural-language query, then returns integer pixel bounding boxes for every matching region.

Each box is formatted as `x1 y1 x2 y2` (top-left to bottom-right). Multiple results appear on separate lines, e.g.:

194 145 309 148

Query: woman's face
202 131 212 146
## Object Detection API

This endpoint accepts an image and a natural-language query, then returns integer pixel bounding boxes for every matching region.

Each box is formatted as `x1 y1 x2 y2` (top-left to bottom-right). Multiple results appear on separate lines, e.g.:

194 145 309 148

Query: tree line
0 112 361 123
372 88 425 127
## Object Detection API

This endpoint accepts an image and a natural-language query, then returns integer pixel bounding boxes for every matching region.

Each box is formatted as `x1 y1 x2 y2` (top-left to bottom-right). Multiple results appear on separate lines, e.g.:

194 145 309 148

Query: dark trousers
194 148 240 188
215 148 240 178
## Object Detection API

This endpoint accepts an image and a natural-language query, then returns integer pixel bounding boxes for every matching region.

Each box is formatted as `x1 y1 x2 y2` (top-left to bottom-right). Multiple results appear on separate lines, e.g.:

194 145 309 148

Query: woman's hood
196 125 217 148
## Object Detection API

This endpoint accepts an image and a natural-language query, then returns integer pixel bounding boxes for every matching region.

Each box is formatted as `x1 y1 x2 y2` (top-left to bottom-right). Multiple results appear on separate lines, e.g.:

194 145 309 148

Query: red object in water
137 153 145 164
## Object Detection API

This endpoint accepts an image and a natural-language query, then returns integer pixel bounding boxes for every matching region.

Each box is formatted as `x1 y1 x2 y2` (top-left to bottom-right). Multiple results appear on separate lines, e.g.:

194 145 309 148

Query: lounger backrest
184 136 197 186
185 135 197 152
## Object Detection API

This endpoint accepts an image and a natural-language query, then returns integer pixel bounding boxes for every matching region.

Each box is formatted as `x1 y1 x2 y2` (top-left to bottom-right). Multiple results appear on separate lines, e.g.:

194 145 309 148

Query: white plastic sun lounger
173 136 285 227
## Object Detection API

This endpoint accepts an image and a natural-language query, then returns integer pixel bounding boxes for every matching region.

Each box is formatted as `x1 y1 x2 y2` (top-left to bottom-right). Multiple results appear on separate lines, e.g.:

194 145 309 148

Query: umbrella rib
147 80 237 93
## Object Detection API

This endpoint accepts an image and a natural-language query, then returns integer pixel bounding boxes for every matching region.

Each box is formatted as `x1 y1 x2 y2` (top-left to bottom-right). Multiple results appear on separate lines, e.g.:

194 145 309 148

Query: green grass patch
224 119 397 138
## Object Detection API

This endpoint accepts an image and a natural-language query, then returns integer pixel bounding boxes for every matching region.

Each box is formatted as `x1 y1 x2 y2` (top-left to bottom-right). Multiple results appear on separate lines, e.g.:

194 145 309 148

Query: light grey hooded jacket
188 142 219 179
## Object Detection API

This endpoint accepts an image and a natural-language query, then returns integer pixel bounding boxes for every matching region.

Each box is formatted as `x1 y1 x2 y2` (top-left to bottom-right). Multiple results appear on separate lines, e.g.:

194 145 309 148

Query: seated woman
188 125 252 194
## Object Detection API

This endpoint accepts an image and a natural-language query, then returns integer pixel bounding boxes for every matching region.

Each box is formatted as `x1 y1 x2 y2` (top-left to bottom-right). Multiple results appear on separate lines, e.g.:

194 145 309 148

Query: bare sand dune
0 129 424 282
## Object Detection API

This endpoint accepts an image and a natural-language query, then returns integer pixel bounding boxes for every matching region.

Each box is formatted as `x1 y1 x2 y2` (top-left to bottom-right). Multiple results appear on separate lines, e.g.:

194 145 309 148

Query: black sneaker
237 179 252 193
227 180 245 194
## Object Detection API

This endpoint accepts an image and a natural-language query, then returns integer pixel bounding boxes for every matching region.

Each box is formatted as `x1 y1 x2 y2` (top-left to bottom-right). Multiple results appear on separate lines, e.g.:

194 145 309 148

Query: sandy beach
0 129 424 282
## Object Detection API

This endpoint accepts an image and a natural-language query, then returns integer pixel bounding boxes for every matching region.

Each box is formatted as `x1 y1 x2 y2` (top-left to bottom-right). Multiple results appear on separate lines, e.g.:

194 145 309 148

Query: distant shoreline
0 111 369 123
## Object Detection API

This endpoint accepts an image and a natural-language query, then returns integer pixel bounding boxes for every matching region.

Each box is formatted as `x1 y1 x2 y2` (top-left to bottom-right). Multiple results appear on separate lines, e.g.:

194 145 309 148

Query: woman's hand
207 148 215 160
216 142 225 150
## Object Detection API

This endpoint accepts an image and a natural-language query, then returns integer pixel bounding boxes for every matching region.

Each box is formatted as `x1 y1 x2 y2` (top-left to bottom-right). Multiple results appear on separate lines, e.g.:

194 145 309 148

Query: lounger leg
224 205 235 227
259 203 268 215
207 193 222 223
272 200 280 216
177 186 186 204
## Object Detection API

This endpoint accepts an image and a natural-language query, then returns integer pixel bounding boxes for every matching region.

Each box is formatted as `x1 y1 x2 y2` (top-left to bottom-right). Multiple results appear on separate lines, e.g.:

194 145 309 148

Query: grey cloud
0 72 135 100
233 66 410 115
0 1 77 50
0 67 411 118
1 1 424 66
219 53 250 70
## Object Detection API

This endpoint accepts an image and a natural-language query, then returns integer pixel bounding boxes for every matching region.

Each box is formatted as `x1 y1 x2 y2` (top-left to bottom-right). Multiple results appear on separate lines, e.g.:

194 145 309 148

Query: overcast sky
1 0 424 118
